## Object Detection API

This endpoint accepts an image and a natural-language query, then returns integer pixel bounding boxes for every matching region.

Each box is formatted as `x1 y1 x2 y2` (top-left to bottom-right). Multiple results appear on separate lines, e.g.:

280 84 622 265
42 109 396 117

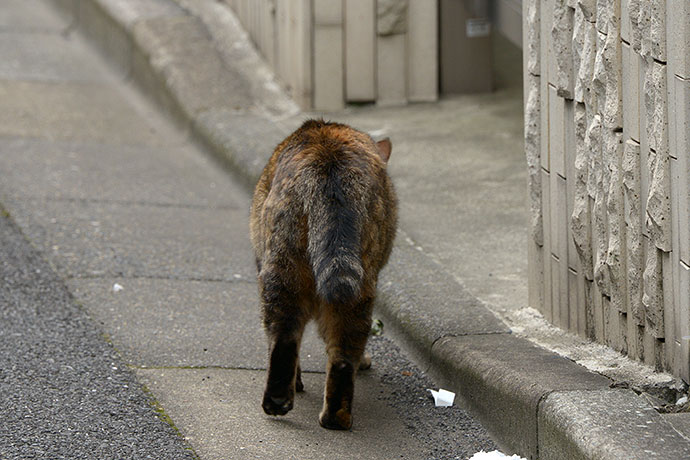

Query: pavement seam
130 364 327 375
5 195 244 210
138 382 202 460
66 274 257 284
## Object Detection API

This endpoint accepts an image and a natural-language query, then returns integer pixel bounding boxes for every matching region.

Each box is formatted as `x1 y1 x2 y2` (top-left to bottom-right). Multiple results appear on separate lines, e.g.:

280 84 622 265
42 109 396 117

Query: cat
249 119 397 430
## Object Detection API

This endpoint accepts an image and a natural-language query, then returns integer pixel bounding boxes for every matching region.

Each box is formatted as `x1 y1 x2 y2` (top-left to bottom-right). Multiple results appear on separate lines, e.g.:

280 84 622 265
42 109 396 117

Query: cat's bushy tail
307 166 364 305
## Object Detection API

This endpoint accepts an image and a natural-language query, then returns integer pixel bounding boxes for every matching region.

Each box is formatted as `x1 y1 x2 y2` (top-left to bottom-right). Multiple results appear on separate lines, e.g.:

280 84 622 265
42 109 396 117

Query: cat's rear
250 119 397 430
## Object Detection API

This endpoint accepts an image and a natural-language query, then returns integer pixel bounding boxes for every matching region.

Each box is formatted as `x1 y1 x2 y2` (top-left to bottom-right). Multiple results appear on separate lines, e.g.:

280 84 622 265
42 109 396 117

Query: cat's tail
307 168 364 305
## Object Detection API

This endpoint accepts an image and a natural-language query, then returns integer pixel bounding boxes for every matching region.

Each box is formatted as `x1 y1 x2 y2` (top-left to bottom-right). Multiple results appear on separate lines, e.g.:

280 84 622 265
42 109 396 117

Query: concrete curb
49 0 690 458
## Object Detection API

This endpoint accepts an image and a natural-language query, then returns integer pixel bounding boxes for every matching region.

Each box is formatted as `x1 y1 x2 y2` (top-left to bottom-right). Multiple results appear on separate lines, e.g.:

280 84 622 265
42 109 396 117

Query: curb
49 0 690 458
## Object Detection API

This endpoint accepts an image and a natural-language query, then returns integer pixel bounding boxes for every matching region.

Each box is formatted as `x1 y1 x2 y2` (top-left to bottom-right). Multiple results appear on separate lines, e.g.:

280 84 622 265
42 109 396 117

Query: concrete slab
4 198 256 280
0 32 110 81
0 79 169 145
170 0 299 119
70 278 328 371
430 334 611 458
375 238 510 366
0 0 70 32
539 390 690 459
0 137 249 208
193 109 289 188
0 207 196 460
131 15 252 116
137 367 426 460
82 0 186 28
663 412 690 439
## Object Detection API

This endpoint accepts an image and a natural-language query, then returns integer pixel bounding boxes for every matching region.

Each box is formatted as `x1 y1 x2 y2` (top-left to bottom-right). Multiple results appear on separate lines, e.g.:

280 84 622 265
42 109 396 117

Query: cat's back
250 119 396 274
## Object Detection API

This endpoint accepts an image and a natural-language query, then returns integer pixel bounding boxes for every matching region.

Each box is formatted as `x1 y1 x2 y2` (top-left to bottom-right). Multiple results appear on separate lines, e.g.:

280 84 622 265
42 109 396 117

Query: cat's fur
250 119 397 430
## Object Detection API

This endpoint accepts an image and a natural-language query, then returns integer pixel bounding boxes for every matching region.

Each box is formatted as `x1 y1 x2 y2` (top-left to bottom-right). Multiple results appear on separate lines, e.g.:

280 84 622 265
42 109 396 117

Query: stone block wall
525 0 690 381
224 0 438 110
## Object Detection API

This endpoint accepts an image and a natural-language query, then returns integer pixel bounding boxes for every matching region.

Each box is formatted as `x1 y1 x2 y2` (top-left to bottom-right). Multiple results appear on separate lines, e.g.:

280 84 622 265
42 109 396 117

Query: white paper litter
468 450 527 460
112 283 124 293
676 396 688 405
428 388 455 407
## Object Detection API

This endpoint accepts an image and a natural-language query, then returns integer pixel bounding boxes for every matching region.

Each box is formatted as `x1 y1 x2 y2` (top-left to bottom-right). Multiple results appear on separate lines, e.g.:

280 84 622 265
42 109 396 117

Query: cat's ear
376 138 392 163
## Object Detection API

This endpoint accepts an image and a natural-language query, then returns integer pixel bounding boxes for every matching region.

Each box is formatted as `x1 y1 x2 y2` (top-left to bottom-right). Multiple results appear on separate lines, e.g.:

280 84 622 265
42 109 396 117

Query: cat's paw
358 352 372 371
262 392 294 416
318 409 352 430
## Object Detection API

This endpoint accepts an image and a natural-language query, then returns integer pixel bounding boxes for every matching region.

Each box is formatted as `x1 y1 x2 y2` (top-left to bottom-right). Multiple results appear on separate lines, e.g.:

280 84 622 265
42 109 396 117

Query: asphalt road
0 211 196 460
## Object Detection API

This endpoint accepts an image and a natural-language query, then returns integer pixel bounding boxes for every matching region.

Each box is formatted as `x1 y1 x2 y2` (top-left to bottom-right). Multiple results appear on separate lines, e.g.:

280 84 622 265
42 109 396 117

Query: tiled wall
224 0 438 110
525 0 690 381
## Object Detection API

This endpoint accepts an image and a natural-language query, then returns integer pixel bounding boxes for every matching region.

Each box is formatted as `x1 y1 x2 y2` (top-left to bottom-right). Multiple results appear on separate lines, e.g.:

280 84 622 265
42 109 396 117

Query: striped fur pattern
250 119 397 429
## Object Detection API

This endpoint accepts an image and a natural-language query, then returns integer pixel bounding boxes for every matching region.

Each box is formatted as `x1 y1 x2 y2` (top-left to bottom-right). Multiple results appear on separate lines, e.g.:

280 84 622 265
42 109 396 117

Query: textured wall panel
638 0 652 57
572 103 594 279
628 0 641 52
643 61 672 252
602 20 623 131
407 0 437 102
528 0 687 379
344 0 376 102
576 18 597 105
644 60 669 158
646 146 672 253
526 74 544 246
622 42 640 141
667 0 690 79
606 132 626 312
643 243 665 338
649 0 666 61
524 0 541 76
585 114 603 199
592 30 607 112
552 0 574 98
673 76 690 265
578 0 597 21
572 6 584 100
623 140 645 325
621 0 630 42
595 0 609 34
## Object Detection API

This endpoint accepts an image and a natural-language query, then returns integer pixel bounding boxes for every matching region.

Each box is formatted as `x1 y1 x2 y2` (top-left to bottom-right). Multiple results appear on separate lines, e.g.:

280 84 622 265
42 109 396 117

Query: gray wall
525 0 690 381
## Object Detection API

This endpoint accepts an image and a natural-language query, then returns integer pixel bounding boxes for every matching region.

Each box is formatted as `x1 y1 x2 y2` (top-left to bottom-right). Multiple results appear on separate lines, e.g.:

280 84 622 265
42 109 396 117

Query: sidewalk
0 1 496 459
4 0 690 458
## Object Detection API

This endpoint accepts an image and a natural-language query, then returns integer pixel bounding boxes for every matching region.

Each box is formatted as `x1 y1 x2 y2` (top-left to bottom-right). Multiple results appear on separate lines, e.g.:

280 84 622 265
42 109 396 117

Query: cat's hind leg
317 298 373 430
296 360 304 393
260 270 307 416
359 351 372 370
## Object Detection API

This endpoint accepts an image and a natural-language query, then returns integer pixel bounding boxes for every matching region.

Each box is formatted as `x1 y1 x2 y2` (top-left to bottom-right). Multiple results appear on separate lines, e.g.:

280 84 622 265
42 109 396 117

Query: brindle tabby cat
250 119 397 430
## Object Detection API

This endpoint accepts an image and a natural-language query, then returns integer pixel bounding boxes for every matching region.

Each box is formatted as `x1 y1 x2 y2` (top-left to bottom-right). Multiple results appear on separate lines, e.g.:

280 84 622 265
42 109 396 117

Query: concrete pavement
4 0 690 458
0 1 496 459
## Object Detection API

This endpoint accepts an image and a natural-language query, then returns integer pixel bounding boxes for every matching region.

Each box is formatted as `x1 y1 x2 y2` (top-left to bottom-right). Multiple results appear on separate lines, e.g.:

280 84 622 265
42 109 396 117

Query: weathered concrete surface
539 390 690 460
0 80 166 144
663 412 690 439
70 278 328 372
137 368 426 460
0 137 245 207
193 109 288 188
3 197 256 281
430 334 611 458
375 238 511 366
0 211 196 460
0 0 70 31
0 32 109 81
